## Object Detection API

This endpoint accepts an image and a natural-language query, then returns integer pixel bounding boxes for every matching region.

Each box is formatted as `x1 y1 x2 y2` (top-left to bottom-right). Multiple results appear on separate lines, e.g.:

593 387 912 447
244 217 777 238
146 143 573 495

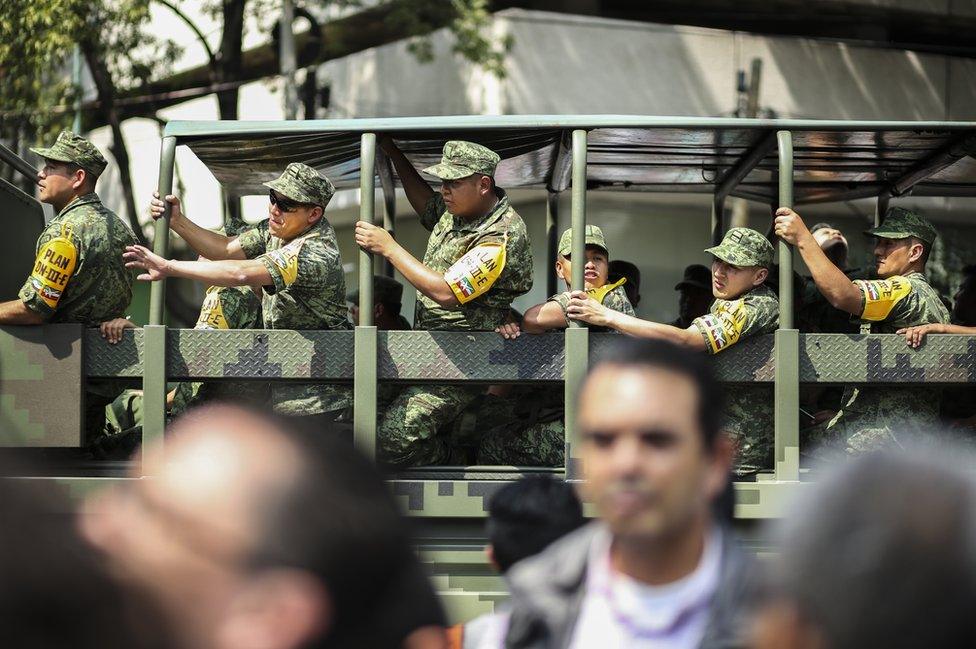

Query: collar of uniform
901 271 926 282
451 188 509 232
58 192 101 218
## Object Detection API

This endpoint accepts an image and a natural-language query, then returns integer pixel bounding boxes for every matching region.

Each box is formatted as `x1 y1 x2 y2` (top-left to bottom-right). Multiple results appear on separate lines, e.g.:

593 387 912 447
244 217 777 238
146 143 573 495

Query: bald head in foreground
83 404 446 649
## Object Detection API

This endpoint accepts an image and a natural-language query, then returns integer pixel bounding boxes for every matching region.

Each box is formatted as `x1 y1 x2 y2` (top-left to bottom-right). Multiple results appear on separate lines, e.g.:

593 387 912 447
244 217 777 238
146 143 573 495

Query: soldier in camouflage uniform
356 139 533 467
0 131 136 442
142 162 352 429
482 225 635 466
568 227 779 473
775 206 950 454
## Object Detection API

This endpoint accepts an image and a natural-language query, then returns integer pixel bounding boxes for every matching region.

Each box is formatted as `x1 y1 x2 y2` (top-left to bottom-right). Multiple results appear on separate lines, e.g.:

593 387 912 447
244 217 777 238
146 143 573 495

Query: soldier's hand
150 191 184 225
355 221 395 255
123 245 171 281
566 291 611 327
100 318 135 345
896 323 942 349
773 207 811 245
495 321 521 340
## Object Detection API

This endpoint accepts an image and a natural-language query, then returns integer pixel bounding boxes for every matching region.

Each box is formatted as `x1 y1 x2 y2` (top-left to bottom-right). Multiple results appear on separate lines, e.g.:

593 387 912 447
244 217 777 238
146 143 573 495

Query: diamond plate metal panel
84 330 976 384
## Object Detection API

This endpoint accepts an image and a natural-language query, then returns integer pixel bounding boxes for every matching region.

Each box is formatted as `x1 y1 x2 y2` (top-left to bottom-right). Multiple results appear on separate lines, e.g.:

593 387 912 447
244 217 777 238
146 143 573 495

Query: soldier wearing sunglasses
141 163 351 430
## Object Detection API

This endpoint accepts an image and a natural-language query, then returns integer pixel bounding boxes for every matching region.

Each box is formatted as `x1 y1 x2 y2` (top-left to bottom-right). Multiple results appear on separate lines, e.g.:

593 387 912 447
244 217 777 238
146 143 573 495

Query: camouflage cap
347 275 404 307
263 162 336 207
558 225 609 257
422 140 500 180
30 130 107 177
705 227 774 268
864 207 938 245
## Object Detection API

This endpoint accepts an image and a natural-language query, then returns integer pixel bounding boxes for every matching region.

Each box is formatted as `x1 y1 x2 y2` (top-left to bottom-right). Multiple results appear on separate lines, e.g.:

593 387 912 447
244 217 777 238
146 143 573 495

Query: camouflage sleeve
693 293 777 355
237 220 269 259
853 276 913 322
258 235 340 295
548 293 572 327
420 194 446 232
18 223 83 318
602 285 635 317
195 286 262 330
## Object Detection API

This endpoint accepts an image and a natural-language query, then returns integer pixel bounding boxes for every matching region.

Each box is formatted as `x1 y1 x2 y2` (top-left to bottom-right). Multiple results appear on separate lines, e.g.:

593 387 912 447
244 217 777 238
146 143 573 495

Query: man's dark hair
244 413 443 648
586 338 723 449
768 449 976 649
609 259 641 308
486 476 585 573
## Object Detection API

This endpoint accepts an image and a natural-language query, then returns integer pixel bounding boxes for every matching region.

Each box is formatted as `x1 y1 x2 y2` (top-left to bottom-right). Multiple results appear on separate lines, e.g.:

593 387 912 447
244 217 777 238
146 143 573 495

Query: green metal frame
129 115 976 518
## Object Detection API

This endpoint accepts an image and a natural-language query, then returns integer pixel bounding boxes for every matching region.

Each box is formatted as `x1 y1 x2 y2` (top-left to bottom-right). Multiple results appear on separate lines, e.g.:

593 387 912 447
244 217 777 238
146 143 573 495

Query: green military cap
705 227 774 268
263 162 336 207
864 207 938 245
422 140 500 180
347 275 404 307
558 225 609 257
30 130 107 177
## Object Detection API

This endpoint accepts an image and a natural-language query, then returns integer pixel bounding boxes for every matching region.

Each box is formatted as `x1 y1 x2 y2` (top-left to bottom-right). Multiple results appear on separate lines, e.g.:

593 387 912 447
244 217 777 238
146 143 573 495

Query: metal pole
143 135 177 475
72 46 83 133
378 150 397 278
354 133 377 459
711 195 725 246
149 137 177 326
875 191 890 227
0 142 39 181
280 0 298 120
774 130 799 483
546 191 559 296
565 130 589 481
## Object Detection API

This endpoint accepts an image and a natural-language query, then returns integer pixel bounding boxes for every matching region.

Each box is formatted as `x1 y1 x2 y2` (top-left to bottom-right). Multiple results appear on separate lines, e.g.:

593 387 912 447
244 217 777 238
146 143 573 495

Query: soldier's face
578 365 728 541
873 237 921 278
556 246 609 290
440 174 490 218
36 160 81 206
678 287 713 322
711 260 767 300
268 192 322 240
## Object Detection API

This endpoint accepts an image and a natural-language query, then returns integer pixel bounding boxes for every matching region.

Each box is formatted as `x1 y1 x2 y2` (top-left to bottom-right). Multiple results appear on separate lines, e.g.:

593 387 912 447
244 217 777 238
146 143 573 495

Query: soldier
774 206 950 453
140 162 351 430
0 130 136 442
668 264 713 328
608 259 641 309
797 221 866 334
483 225 635 466
355 138 533 467
567 227 779 473
347 274 411 330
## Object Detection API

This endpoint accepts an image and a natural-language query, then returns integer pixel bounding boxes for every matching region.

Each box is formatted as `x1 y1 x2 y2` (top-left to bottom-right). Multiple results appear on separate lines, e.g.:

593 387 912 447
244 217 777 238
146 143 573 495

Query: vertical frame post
378 150 398 278
711 195 725 246
354 133 378 459
565 130 588 481
143 135 176 474
546 191 559 296
774 130 799 482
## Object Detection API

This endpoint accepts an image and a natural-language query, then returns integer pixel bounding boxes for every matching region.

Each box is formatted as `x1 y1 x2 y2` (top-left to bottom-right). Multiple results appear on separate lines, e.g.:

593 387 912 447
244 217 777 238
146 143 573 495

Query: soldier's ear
907 240 925 264
754 267 769 286
555 259 566 280
308 206 324 223
72 168 87 192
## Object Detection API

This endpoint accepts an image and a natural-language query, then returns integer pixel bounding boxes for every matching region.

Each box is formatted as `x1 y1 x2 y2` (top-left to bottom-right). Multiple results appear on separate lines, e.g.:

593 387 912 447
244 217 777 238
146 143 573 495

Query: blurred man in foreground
82 404 446 649
504 339 757 649
753 449 976 649
449 475 585 649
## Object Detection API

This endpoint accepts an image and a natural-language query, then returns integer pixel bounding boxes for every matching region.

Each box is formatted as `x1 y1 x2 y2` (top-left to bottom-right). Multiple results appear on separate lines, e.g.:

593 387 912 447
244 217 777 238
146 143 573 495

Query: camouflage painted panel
0 324 82 447
84 330 976 384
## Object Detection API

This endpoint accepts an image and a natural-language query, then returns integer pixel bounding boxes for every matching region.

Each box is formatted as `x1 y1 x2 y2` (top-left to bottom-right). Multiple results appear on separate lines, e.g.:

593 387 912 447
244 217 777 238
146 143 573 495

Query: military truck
2 116 976 621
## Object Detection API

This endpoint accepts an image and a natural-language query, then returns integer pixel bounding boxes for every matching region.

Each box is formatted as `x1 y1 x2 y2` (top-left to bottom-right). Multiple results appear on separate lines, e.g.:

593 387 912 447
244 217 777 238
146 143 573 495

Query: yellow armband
196 286 230 329
855 276 912 321
444 242 507 304
586 277 627 304
29 223 78 310
262 237 309 288
694 299 749 354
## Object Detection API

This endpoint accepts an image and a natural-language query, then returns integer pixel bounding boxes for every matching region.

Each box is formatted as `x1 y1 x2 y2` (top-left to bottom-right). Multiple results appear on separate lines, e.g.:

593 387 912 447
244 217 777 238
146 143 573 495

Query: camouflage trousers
722 386 775 475
378 384 483 467
475 389 565 467
809 386 943 457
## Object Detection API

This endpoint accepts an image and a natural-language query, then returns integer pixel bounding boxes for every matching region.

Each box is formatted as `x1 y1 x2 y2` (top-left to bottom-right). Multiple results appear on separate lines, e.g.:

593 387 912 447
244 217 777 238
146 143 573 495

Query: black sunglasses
268 190 305 213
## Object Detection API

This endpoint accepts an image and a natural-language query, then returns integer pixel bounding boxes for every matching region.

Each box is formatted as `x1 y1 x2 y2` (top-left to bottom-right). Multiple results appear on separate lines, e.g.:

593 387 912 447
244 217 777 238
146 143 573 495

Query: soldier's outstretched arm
149 192 245 261
522 301 568 333
355 221 459 307
0 299 45 325
774 207 861 314
124 245 271 288
379 135 434 216
566 292 706 350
